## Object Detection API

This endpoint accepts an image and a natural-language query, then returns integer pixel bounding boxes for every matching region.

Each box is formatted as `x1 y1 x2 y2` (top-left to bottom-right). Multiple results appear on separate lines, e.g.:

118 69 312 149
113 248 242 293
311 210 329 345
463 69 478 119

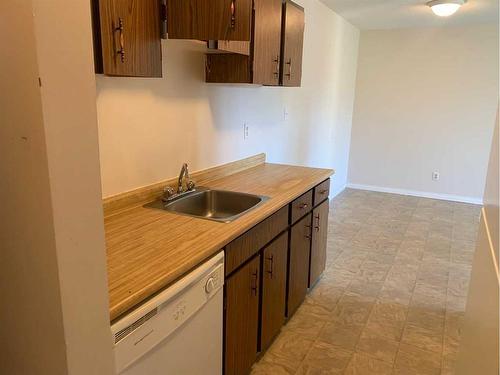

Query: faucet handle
187 180 196 191
162 186 175 202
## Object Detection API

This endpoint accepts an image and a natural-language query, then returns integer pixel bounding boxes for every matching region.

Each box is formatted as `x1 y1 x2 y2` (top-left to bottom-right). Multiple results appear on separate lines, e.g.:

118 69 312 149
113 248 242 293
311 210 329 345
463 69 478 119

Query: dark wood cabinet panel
225 206 288 276
314 179 330 206
281 1 304 87
290 189 313 225
206 53 251 83
310 200 329 288
96 0 162 77
167 0 252 41
261 233 288 351
225 255 260 375
287 213 312 317
253 0 283 85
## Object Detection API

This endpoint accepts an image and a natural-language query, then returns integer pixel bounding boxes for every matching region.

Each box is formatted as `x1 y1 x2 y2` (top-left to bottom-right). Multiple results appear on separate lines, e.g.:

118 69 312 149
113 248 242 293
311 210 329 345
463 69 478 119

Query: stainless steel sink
145 187 269 223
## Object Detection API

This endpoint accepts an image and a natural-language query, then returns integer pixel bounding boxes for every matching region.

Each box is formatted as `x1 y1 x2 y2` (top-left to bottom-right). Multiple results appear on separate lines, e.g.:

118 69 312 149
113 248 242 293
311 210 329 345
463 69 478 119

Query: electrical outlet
283 107 289 121
243 123 249 140
432 171 440 181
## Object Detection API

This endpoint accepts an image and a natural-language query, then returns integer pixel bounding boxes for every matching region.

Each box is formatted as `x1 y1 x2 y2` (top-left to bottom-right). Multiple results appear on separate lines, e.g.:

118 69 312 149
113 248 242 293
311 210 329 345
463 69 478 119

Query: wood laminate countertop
106 162 333 321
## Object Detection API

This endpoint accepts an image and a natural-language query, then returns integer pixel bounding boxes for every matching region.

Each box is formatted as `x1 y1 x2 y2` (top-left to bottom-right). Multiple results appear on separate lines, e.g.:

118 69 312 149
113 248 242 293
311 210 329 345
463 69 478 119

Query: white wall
96 0 360 198
0 1 114 374
348 24 498 204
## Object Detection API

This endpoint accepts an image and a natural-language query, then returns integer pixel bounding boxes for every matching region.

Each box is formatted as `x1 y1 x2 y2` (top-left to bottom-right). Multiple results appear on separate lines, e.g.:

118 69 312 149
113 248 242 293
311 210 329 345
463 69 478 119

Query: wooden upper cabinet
95 0 162 77
253 0 283 85
309 200 329 287
224 255 260 375
281 0 304 87
261 233 288 351
167 0 252 41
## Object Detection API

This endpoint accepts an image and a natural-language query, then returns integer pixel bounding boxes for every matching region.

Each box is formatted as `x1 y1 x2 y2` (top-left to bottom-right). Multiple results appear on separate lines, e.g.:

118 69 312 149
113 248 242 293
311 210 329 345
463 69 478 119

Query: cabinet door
287 213 312 317
310 200 329 287
261 233 288 351
225 255 260 375
253 0 283 85
167 0 252 41
98 0 162 77
281 1 304 87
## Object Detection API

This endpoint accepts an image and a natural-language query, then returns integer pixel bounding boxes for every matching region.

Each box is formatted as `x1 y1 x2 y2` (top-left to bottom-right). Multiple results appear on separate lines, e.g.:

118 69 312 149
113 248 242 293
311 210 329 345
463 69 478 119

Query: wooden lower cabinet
224 182 330 373
224 255 260 375
261 233 288 351
309 200 329 287
287 213 312 317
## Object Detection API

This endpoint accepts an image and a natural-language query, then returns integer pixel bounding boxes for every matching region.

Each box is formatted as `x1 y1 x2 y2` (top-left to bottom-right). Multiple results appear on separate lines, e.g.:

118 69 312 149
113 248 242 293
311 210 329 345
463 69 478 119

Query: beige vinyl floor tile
251 189 480 375
344 353 394 375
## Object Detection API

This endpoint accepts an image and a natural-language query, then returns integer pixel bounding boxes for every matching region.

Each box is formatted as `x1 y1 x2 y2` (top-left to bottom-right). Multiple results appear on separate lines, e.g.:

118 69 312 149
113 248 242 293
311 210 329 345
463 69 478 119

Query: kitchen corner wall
348 24 499 204
95 0 360 198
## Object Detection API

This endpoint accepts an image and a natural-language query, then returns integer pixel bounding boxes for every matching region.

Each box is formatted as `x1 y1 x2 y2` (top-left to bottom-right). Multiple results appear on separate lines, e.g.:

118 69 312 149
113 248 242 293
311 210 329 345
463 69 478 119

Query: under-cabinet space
207 40 251 56
260 233 288 351
281 0 305 87
224 255 260 375
287 213 312 317
92 0 162 77
167 0 252 41
309 199 329 287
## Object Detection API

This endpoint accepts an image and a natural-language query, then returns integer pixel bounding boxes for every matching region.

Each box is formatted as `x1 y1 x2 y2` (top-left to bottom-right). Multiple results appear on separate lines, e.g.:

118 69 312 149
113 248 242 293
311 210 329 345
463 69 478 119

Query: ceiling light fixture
427 0 466 17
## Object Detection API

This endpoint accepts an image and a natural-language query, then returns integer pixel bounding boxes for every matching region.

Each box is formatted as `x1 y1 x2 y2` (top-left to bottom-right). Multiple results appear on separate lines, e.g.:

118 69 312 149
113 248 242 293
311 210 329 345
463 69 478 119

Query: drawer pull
299 203 308 209
251 269 258 296
266 255 274 279
319 189 328 195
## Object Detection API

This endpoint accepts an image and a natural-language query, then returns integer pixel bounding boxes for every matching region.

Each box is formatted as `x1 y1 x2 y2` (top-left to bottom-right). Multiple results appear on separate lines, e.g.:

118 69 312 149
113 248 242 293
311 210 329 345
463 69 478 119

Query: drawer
290 190 313 224
314 179 330 206
225 206 289 276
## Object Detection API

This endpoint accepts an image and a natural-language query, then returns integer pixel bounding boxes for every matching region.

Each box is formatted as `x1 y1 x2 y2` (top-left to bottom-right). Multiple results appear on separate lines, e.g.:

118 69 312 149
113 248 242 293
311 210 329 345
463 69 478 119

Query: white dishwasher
111 251 224 375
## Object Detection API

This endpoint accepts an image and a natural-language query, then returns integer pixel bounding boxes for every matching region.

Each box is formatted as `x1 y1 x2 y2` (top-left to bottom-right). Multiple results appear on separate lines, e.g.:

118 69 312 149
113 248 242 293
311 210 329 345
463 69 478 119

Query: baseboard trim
330 184 347 200
346 183 483 205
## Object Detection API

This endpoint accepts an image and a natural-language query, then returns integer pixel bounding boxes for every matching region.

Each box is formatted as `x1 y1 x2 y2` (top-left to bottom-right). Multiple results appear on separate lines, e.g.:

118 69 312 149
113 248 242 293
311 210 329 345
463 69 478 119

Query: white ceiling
320 0 499 30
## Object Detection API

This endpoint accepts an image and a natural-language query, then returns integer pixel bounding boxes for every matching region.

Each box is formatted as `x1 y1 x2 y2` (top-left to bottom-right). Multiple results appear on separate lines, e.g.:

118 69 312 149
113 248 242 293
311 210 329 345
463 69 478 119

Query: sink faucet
177 163 195 193
163 163 195 202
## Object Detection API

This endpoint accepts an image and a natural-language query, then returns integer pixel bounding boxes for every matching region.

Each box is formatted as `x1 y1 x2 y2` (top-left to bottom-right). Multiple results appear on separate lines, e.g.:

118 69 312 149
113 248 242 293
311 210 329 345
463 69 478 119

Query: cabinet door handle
230 0 236 29
305 224 312 239
115 18 125 63
273 55 280 76
285 58 292 79
251 269 258 296
266 255 274 279
314 214 320 231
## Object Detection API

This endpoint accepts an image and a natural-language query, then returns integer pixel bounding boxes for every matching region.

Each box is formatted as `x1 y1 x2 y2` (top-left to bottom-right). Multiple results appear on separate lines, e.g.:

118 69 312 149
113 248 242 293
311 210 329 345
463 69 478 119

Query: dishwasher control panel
204 266 223 295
